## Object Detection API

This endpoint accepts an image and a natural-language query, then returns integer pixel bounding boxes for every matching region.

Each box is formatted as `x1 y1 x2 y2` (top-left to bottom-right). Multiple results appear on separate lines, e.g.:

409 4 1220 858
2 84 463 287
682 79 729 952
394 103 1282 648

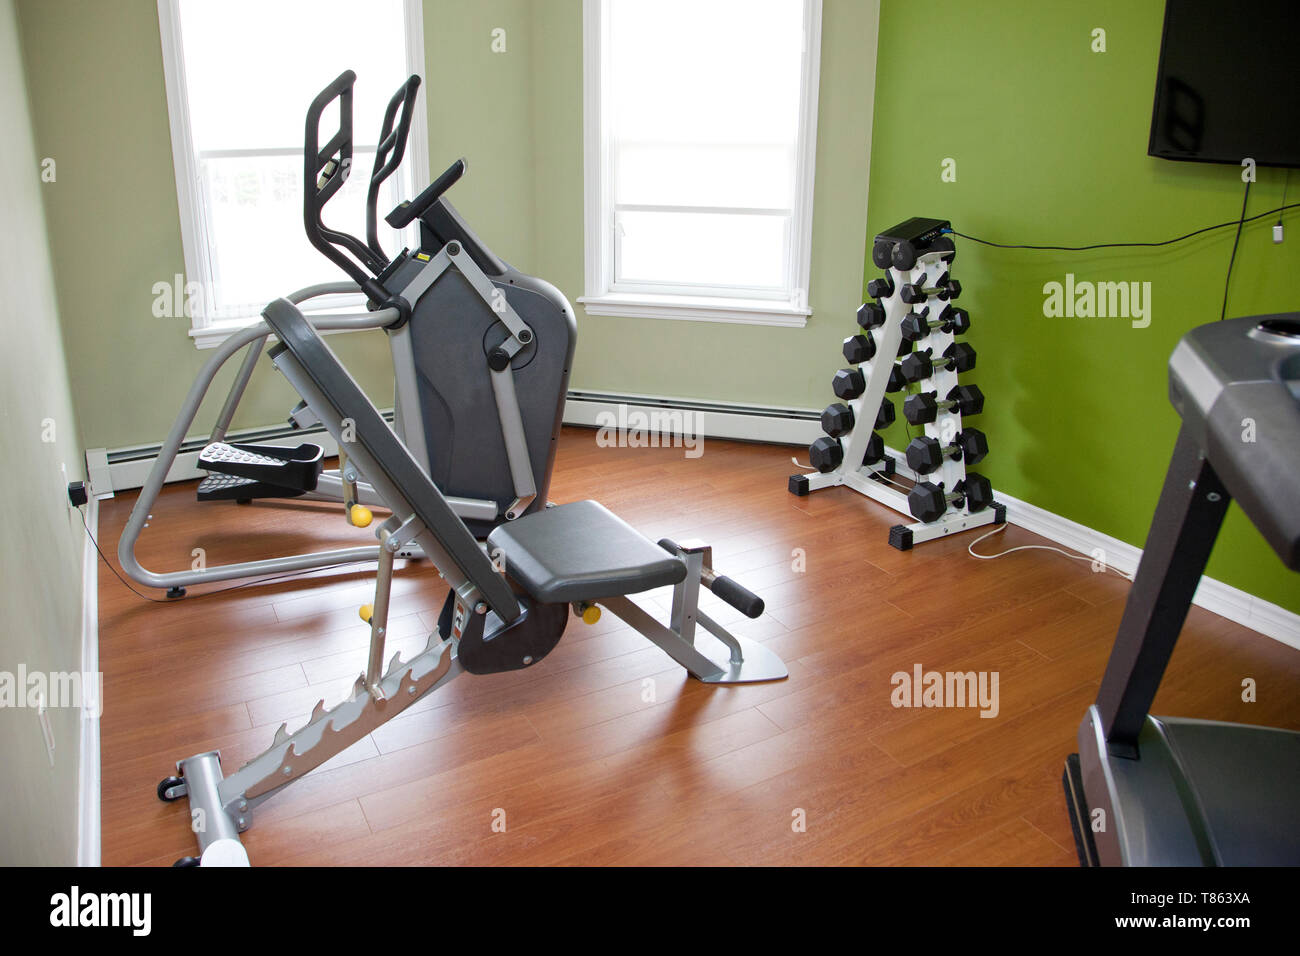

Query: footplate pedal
197 441 324 502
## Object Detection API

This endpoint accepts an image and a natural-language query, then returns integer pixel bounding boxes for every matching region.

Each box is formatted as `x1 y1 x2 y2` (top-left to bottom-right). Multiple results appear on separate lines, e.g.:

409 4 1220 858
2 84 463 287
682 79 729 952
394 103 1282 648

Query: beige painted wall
533 0 880 408
19 0 873 455
1 0 88 866
16 0 542 453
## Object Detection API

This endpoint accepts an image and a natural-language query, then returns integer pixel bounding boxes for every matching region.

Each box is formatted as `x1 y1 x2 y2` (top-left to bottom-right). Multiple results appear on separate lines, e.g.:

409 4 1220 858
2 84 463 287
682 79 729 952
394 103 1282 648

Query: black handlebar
301 70 463 316
709 575 765 619
366 75 421 260
302 70 388 300
385 157 466 229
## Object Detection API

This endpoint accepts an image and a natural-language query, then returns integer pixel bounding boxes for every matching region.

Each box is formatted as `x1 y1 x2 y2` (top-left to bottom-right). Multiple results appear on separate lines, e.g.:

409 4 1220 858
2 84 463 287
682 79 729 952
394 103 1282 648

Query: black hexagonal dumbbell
856 302 887 330
872 235 956 273
885 364 908 394
861 431 886 465
866 275 895 300
832 367 865 400
875 397 896 430
900 273 961 305
842 333 876 365
809 437 843 473
903 429 989 474
930 235 956 265
906 472 994 523
821 402 855 438
900 303 972 342
903 384 985 425
899 342 977 383
871 237 899 270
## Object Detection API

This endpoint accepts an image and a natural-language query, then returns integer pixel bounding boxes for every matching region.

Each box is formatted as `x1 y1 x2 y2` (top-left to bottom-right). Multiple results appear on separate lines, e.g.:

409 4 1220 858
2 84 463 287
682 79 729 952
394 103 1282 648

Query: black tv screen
1148 0 1300 168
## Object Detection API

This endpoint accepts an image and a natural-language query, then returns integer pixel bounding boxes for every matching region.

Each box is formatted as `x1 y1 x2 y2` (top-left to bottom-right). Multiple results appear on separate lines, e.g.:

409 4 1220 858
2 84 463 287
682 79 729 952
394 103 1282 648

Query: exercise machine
1063 313 1300 866
157 295 787 866
120 70 574 596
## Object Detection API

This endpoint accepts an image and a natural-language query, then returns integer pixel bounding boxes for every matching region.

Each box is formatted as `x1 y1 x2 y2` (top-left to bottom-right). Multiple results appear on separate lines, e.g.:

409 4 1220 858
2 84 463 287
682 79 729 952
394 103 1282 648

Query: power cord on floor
966 523 1133 580
77 504 373 604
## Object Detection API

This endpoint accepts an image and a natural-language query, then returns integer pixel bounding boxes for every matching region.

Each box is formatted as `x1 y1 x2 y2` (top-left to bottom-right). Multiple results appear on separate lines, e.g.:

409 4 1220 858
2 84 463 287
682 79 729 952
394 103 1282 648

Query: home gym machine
789 218 1004 549
120 70 575 596
1063 313 1300 866
157 295 787 866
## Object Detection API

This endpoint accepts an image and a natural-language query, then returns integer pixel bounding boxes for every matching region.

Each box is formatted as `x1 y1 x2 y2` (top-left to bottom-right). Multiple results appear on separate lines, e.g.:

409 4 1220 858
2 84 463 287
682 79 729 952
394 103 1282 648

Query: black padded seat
487 500 686 603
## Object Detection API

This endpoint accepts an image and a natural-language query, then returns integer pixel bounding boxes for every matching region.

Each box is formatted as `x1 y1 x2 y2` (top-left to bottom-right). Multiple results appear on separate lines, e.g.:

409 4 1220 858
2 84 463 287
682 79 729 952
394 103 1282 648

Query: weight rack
788 217 1005 550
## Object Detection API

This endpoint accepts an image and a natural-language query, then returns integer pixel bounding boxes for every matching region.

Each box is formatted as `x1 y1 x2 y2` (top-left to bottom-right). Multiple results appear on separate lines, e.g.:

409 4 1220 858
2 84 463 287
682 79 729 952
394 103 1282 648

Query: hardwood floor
95 427 1300 866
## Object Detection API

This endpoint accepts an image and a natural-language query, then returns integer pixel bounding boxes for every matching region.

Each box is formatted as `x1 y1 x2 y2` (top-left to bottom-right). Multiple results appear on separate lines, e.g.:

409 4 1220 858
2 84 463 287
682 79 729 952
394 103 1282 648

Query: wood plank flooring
94 427 1300 865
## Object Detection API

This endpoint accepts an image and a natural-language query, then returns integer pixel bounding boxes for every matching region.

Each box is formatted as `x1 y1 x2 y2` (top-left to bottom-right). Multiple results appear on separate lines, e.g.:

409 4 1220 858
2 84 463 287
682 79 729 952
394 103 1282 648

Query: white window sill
577 293 810 328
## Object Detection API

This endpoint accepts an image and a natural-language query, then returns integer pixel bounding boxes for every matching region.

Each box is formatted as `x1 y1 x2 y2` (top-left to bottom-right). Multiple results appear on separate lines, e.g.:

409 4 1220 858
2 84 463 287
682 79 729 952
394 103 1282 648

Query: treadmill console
1168 313 1300 569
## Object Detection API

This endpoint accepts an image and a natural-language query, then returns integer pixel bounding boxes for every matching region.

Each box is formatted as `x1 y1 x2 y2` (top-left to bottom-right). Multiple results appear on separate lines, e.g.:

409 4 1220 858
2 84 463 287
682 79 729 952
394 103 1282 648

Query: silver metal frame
119 257 536 592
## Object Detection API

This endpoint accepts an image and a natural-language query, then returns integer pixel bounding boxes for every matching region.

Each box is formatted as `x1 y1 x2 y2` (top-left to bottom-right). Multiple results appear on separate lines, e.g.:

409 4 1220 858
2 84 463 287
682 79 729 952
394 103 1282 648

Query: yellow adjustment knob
581 604 602 625
349 504 373 527
359 604 373 624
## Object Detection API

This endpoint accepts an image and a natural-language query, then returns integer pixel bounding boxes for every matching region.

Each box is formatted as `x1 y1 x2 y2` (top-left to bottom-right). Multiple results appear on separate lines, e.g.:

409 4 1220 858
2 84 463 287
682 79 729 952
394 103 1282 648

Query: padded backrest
261 297 518 615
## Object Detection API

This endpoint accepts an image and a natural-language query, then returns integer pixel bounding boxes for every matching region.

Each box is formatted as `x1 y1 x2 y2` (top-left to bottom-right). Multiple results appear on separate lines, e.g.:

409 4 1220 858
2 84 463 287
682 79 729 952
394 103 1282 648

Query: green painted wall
866 0 1299 613
1 0 87 866
531 0 882 409
16 0 539 452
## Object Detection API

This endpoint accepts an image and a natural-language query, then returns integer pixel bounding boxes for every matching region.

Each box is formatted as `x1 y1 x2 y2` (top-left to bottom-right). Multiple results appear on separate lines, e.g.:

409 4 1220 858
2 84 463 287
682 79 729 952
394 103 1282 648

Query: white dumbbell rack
790 241 1004 550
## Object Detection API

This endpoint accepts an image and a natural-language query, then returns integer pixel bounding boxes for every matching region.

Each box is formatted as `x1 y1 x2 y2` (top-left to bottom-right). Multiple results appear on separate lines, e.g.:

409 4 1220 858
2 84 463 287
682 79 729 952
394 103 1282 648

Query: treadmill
1064 313 1300 866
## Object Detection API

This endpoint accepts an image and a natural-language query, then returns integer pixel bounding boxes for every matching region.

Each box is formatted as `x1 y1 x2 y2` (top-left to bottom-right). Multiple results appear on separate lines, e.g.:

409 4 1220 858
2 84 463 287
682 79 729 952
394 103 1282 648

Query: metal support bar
1094 426 1231 755
364 530 396 699
308 471 499 523
211 336 266 443
118 294 398 592
668 544 707 646
600 595 786 684
173 751 245 861
489 365 538 519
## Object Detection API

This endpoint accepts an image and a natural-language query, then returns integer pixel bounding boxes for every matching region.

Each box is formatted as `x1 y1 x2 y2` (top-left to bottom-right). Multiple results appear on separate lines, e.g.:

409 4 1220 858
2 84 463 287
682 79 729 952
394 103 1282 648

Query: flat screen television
1148 0 1300 168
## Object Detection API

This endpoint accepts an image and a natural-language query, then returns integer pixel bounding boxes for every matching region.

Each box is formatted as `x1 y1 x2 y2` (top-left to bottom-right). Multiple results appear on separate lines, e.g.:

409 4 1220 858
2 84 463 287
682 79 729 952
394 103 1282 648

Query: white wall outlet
1273 223 1284 244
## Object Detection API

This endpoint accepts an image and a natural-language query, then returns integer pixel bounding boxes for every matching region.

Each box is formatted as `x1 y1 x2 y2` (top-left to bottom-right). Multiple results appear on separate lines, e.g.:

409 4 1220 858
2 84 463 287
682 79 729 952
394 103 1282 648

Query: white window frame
156 0 430 349
579 0 822 328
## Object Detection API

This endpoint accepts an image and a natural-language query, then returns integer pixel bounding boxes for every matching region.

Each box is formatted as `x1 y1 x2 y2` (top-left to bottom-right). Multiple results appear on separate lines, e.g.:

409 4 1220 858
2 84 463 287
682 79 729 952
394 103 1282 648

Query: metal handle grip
709 575 765 619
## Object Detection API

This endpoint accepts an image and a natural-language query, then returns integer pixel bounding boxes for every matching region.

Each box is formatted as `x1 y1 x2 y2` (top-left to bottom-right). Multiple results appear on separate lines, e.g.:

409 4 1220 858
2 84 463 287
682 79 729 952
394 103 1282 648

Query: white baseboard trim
99 390 1300 650
77 493 101 867
988 486 1300 652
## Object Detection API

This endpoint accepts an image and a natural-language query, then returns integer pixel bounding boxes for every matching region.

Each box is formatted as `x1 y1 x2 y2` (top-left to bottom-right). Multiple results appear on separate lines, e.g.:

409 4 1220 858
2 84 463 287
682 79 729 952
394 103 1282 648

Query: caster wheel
173 856 201 867
157 775 186 802
165 586 187 599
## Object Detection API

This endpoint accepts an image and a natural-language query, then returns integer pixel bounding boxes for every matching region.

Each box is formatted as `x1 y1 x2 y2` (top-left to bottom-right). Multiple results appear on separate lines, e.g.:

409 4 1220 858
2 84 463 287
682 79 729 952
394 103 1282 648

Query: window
157 0 428 347
581 0 821 327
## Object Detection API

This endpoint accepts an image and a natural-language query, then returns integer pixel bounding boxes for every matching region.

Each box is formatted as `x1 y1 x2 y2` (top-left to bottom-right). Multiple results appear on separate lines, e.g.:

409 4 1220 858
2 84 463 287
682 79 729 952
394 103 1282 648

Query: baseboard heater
562 390 822 447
